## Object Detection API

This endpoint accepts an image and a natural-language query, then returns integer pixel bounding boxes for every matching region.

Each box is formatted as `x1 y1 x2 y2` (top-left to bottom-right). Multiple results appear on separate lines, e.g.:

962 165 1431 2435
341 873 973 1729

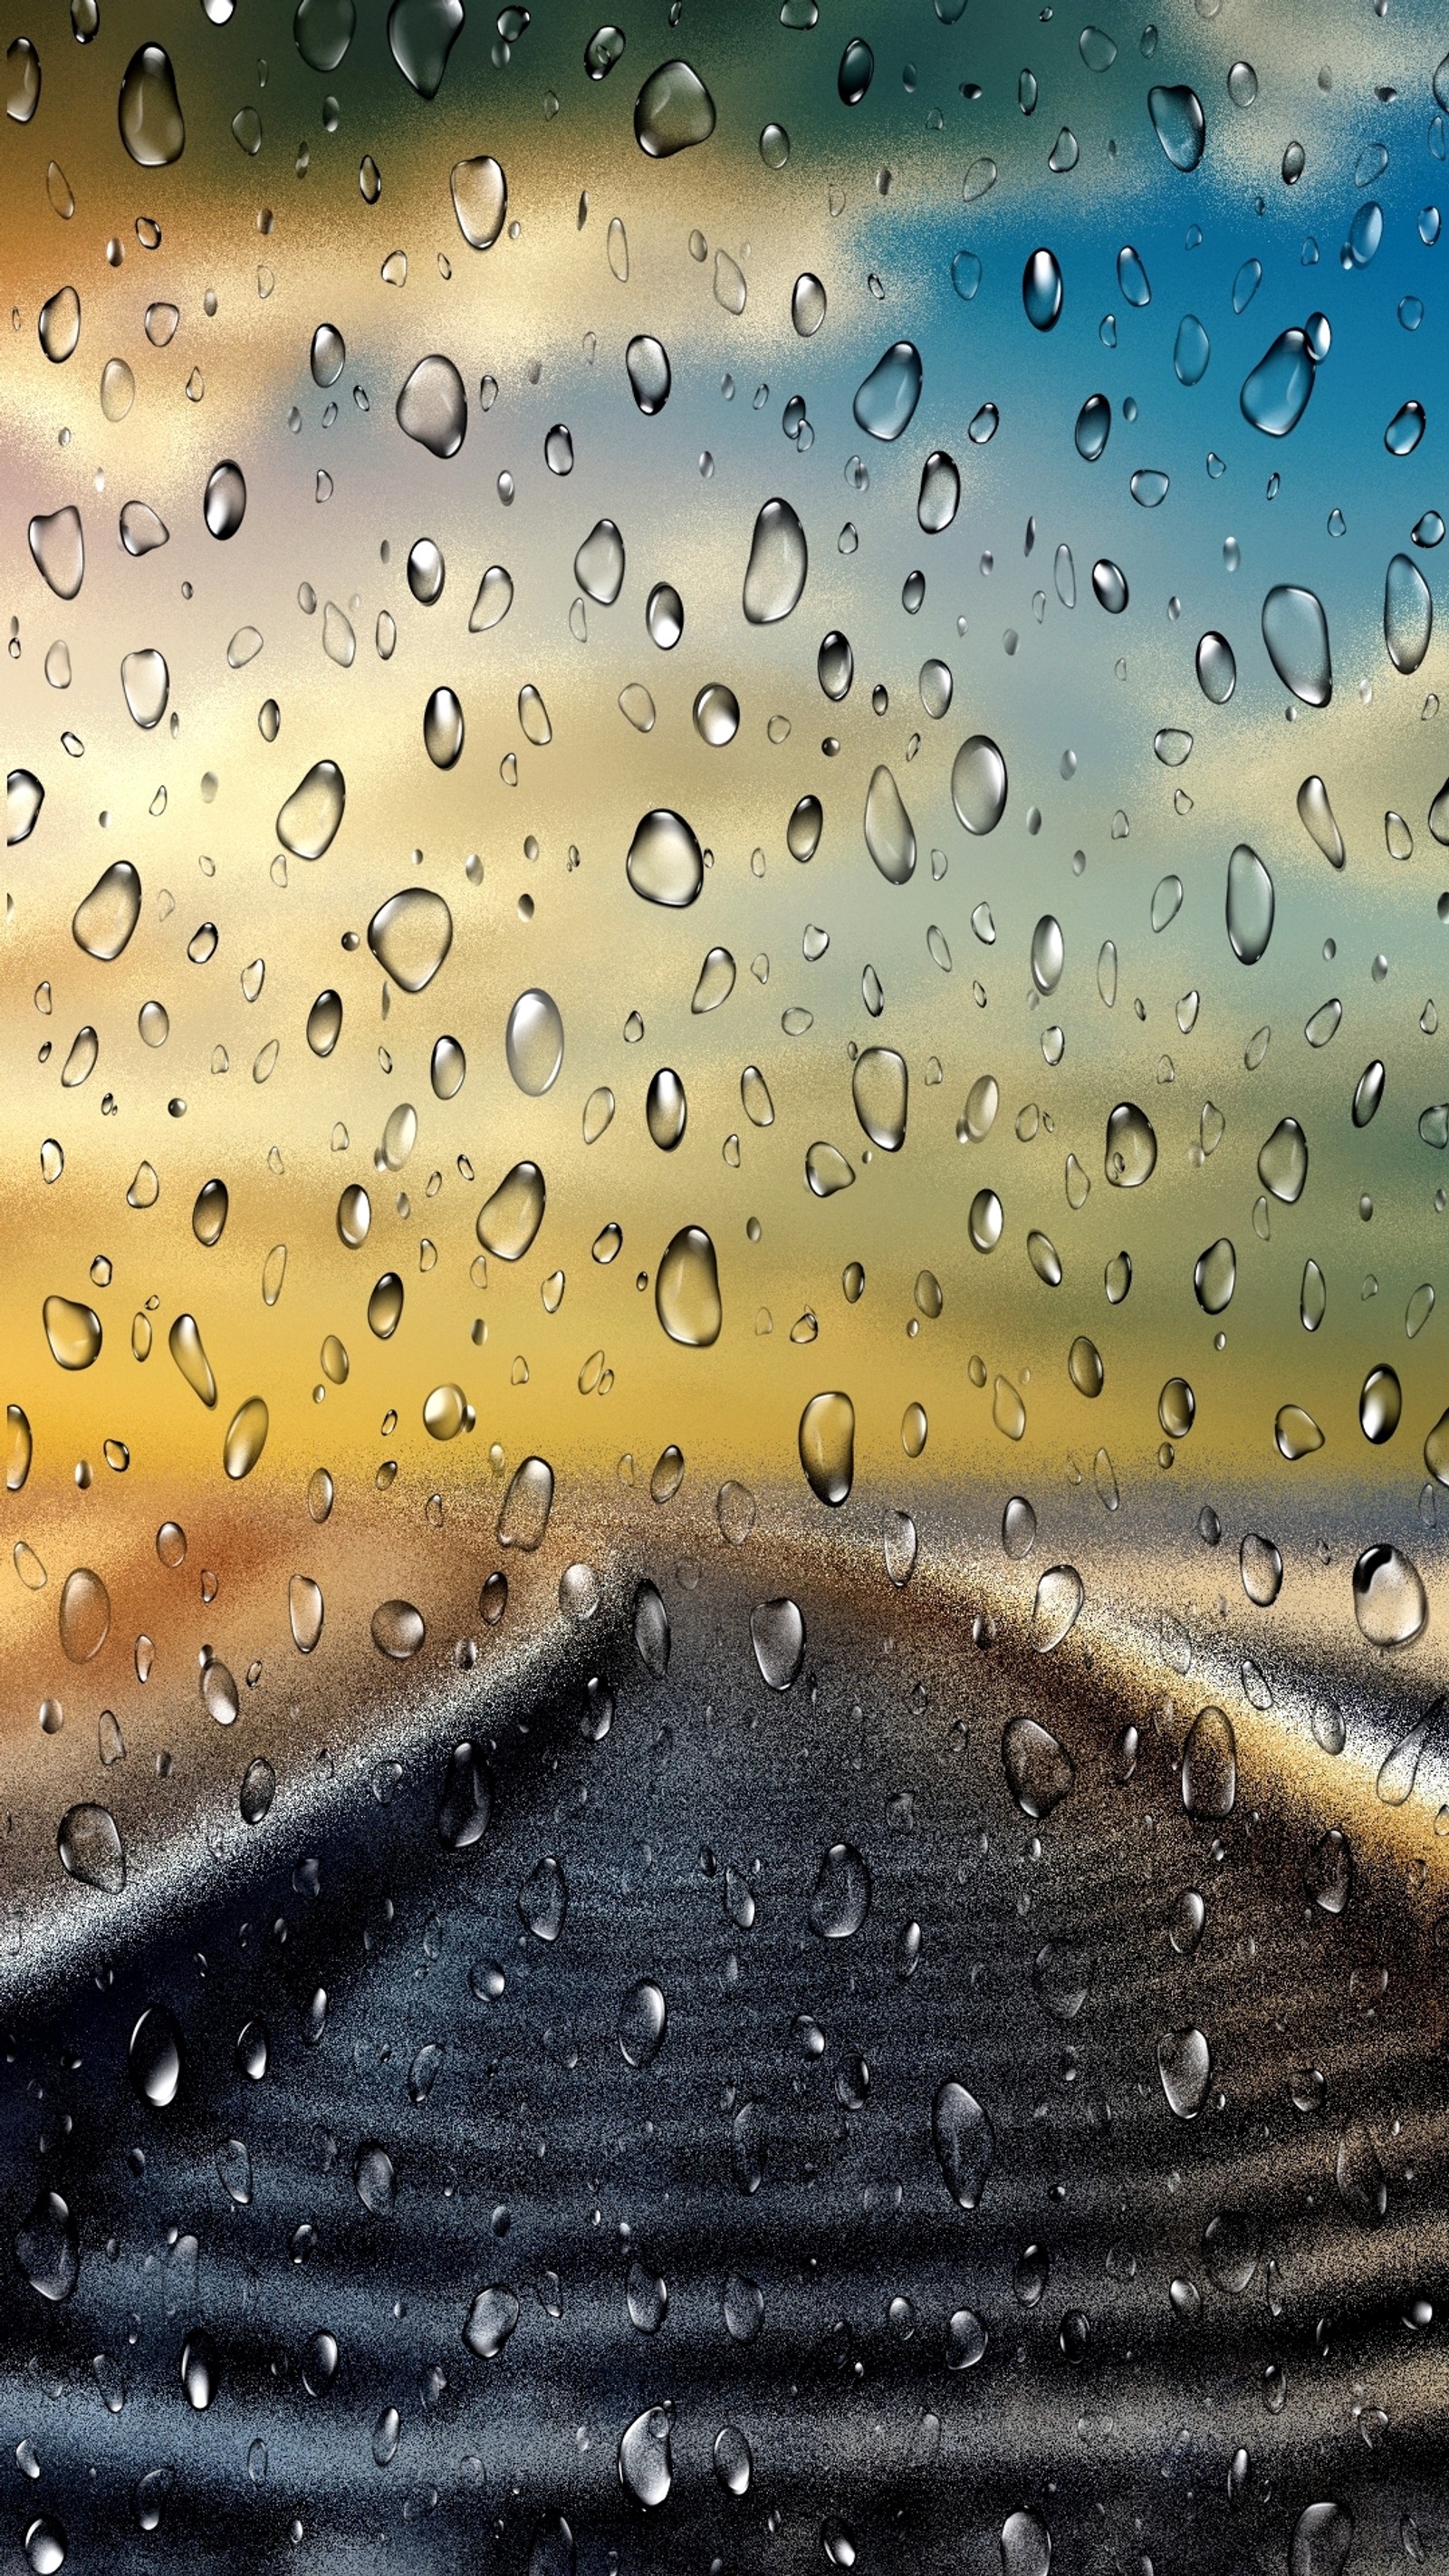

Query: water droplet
1386 553 1433 674
852 341 923 442
15 2188 78 2302
396 353 466 457
1241 329 1317 437
223 1396 268 1479
1262 583 1331 706
119 43 185 166
72 860 140 961
625 334 671 414
277 759 345 860
43 1295 102 1370
634 57 715 156
1257 1117 1308 1203
203 458 245 540
752 1598 806 1691
626 807 704 908
368 887 452 990
1157 2025 1211 2118
792 273 827 337
1352 1545 1427 1647
619 2407 673 2508
451 154 506 251
130 2003 182 2106
370 1598 426 1658
656 1226 721 1346
743 496 807 622
57 1801 124 1893
864 764 915 883
1147 82 1205 171
505 989 563 1094
799 1390 854 1505
1003 1716 1075 1816
1022 247 1063 331
1104 1101 1156 1187
851 1046 907 1149
120 648 168 729
932 2079 994 2206
28 505 83 599
1226 844 1275 963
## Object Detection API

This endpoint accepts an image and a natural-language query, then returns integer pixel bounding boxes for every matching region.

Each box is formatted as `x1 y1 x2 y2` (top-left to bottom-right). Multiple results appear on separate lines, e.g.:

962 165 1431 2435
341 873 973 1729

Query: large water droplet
752 1598 806 1691
203 459 245 539
619 2408 673 2508
1022 247 1063 331
1003 1716 1075 1817
15 2189 78 2302
1385 553 1432 674
276 759 344 860
476 1162 545 1261
43 1294 101 1370
1104 1101 1156 1187
864 765 915 883
1257 1117 1308 1203
28 505 83 597
388 0 463 97
655 1226 721 1346
852 1045 907 1149
1147 82 1204 170
72 860 139 960
130 2003 183 2106
368 887 453 990
799 1390 854 1505
852 341 923 442
451 154 506 249
57 1801 124 1893
1262 583 1331 706
1241 329 1316 437
1157 2026 1211 2118
1352 1545 1427 1648
627 808 703 907
119 43 185 166
743 496 807 622
396 353 467 457
634 58 715 156
951 735 1008 834
932 2079 994 2206
1226 843 1274 963
120 648 168 729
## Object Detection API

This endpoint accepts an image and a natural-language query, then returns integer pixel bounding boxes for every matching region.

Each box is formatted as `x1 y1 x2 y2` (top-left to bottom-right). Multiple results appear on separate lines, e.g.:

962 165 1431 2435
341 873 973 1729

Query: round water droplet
627 808 703 907
625 334 671 415
634 57 715 157
505 989 563 1094
396 354 467 457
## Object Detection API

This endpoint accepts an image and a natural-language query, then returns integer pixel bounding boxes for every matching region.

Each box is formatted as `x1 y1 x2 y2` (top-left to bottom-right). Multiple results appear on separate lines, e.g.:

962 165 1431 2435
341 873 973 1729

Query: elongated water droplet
119 43 185 166
743 497 807 623
852 341 923 441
